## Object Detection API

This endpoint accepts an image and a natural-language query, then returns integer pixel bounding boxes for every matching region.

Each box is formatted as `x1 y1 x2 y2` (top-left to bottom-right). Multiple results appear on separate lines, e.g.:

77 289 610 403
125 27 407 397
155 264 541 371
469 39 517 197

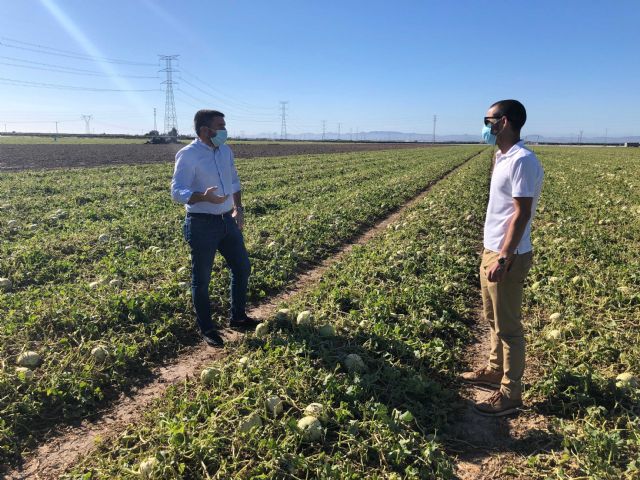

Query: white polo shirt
483 141 544 254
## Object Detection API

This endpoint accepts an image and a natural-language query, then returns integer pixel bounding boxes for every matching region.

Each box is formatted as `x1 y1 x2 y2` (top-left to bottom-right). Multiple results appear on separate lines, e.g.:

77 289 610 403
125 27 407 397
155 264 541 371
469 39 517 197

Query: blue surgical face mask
211 129 227 147
481 125 497 145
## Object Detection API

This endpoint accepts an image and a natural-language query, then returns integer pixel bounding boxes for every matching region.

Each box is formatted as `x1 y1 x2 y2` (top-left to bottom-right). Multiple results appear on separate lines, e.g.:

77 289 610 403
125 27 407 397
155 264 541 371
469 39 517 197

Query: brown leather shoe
475 391 522 416
459 367 502 388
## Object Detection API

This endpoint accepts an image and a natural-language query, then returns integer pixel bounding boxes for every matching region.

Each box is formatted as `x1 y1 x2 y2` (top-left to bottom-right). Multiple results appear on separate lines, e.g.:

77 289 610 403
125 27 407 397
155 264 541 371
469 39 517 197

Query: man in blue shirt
171 109 257 347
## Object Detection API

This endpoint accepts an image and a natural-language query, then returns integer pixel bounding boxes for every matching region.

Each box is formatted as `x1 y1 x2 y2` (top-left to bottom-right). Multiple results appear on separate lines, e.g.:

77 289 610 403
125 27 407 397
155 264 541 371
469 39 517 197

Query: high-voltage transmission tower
280 101 288 140
159 55 179 135
432 115 437 144
322 120 326 140
81 114 92 134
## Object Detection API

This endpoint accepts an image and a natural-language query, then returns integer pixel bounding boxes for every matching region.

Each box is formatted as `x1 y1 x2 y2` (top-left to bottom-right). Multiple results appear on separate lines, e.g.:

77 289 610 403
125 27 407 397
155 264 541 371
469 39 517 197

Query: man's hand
232 207 245 230
203 186 228 204
486 255 513 282
487 262 505 282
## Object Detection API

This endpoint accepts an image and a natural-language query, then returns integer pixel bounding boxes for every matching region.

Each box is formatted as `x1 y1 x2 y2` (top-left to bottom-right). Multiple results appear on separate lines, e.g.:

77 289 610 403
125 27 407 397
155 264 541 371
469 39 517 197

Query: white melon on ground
91 346 109 363
297 416 323 442
304 403 326 421
255 322 269 338
138 456 159 479
616 372 638 389
17 351 41 368
0 278 11 291
296 310 313 326
344 353 366 373
275 308 291 322
238 413 262 433
265 396 284 417
318 324 335 337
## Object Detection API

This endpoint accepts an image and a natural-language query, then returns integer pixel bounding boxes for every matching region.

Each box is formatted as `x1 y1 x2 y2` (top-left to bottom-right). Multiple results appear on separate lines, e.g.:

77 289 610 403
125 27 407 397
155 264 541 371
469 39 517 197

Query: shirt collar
496 140 525 160
194 137 217 151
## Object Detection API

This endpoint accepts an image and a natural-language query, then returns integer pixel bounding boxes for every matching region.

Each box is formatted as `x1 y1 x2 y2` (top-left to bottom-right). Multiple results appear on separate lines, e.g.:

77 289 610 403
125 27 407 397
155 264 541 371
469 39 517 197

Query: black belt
187 209 233 219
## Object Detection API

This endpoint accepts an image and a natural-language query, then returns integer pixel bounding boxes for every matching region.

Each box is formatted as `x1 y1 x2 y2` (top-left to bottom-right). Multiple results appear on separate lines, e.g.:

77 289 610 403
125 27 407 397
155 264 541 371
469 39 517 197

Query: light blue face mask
481 124 497 145
211 129 228 147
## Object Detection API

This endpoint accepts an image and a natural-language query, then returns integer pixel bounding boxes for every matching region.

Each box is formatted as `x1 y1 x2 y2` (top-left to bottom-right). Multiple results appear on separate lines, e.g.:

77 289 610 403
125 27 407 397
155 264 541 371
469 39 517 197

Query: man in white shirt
461 99 544 416
171 110 258 347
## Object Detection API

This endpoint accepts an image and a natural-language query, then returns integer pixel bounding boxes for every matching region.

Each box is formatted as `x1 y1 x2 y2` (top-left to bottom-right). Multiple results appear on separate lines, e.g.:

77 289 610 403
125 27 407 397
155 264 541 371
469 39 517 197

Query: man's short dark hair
194 109 225 136
490 99 526 131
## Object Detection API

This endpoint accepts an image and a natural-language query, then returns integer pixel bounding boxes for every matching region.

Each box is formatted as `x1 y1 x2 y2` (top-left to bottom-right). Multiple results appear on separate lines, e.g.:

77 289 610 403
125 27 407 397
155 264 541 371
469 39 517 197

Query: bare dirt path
446 305 556 479
5 151 484 480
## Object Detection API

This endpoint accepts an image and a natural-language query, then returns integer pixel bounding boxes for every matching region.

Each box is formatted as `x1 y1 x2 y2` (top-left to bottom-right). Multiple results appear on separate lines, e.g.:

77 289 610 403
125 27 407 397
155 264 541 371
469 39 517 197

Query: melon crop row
0 146 483 464
64 150 493 479
513 147 640 479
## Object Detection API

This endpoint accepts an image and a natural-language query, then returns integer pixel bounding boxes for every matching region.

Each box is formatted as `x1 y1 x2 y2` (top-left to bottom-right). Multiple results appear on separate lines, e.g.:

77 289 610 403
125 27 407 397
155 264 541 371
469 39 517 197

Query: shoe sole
474 405 522 417
203 336 224 347
461 379 501 389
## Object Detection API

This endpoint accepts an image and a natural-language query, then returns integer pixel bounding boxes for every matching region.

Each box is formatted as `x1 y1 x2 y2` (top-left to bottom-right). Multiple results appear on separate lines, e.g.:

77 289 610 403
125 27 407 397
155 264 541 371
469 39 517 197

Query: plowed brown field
0 142 431 171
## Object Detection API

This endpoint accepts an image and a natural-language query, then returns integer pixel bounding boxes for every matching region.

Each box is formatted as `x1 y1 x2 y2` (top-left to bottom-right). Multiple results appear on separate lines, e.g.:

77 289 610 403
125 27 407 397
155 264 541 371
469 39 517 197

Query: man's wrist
235 205 244 212
497 252 514 268
499 250 513 260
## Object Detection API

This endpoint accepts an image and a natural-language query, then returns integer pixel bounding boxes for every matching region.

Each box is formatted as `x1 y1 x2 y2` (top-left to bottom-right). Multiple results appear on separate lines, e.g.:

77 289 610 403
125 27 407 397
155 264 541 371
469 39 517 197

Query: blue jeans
183 212 251 333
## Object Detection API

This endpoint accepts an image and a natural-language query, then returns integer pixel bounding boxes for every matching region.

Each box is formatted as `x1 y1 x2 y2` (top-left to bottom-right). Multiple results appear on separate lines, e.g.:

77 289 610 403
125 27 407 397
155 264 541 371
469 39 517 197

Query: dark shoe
474 391 522 417
202 329 224 347
229 314 260 330
459 367 502 389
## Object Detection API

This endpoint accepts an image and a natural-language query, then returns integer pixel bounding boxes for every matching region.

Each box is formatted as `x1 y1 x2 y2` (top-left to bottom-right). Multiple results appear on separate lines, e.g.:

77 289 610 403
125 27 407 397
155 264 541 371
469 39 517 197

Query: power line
0 76 159 92
180 69 274 111
0 37 156 66
0 61 158 79
177 79 275 121
179 75 276 117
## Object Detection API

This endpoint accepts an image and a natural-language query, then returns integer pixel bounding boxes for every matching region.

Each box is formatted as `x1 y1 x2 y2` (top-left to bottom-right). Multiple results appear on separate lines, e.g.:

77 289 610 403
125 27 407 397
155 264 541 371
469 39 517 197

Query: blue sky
0 0 639 138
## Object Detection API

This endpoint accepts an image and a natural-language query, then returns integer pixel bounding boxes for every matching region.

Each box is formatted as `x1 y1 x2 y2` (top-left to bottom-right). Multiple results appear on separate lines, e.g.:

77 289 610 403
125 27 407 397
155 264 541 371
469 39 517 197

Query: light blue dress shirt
171 138 241 214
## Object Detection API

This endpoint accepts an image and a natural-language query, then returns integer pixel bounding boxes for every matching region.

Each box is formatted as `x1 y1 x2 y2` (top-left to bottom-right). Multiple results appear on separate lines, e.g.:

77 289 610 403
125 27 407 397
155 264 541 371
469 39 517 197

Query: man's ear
502 116 512 133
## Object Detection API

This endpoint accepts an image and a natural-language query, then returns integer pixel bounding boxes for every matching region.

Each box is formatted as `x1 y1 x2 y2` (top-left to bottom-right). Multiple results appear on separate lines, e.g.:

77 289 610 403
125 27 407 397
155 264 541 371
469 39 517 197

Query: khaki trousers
480 249 533 400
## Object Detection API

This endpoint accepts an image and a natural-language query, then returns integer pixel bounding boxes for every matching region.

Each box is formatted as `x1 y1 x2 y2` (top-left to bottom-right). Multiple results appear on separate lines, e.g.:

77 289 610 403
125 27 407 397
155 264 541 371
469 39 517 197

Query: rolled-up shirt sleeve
171 150 195 204
230 150 242 193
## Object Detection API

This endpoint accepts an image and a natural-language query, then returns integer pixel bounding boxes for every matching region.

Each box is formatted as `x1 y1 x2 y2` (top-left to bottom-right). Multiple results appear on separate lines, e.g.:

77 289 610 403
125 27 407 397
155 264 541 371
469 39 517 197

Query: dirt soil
4 151 481 480
0 142 431 171
446 308 557 480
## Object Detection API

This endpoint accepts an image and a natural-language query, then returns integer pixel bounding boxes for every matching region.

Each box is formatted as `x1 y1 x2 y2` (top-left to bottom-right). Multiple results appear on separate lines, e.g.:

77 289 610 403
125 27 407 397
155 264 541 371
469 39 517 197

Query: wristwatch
235 206 244 212
497 256 508 267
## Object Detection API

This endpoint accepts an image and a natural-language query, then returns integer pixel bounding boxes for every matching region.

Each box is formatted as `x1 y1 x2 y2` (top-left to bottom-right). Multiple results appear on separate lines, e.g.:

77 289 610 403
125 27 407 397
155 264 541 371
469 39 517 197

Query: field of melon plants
0 146 483 465
513 147 640 479
64 147 493 479
56 146 640 480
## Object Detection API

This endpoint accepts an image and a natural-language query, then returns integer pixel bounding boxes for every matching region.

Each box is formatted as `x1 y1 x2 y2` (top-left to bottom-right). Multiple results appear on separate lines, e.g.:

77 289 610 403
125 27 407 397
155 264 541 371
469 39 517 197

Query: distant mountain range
251 131 640 144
